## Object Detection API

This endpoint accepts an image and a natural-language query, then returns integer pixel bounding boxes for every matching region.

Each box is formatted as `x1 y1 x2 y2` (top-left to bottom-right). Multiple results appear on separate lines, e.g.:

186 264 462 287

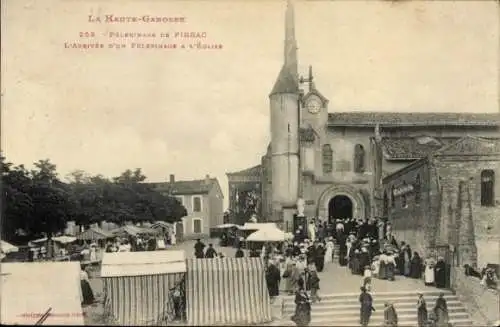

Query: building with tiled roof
148 174 223 240
225 0 500 257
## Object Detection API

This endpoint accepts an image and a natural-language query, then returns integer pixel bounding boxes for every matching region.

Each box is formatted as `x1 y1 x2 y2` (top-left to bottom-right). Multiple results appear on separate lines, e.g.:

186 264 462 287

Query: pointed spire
284 0 298 74
308 65 316 91
270 0 299 96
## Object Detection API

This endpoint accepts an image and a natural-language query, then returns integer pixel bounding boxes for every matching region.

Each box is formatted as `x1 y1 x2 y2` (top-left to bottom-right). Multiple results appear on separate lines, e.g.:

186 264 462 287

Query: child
308 267 322 302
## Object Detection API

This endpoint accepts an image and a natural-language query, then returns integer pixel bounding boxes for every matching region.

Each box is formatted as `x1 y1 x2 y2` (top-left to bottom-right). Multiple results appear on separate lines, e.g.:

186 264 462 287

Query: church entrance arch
317 184 367 222
328 195 353 222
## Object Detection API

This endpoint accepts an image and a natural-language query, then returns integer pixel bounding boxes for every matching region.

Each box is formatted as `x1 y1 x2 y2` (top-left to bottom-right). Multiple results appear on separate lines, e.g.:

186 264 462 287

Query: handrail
35 307 52 325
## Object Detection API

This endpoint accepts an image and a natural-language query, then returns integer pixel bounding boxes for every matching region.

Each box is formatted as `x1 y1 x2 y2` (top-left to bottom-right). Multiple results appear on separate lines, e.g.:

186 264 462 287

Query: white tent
238 222 277 231
101 250 187 325
52 236 77 244
0 240 19 253
246 225 291 242
1 262 84 325
215 223 237 229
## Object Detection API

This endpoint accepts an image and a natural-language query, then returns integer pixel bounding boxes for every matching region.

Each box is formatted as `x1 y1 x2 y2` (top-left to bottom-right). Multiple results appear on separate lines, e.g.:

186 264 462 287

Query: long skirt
424 266 435 285
386 263 395 281
81 280 95 305
324 248 333 264
404 260 411 276
360 306 372 326
293 303 311 326
417 308 428 327
379 261 387 280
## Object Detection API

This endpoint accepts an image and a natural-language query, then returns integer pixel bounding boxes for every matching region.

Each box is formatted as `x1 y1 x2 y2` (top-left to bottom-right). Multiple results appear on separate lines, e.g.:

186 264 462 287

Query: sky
2 0 499 209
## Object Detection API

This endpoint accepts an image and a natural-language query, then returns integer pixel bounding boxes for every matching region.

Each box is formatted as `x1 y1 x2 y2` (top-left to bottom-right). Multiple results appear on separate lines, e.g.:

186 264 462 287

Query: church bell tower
269 0 300 223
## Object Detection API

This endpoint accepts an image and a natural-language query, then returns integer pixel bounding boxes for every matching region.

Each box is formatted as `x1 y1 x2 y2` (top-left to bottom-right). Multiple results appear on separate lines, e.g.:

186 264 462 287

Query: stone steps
279 290 474 326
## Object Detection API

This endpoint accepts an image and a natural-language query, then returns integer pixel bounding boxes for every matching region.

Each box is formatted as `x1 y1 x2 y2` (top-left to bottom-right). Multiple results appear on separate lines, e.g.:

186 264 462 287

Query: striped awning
185 258 272 326
103 272 185 326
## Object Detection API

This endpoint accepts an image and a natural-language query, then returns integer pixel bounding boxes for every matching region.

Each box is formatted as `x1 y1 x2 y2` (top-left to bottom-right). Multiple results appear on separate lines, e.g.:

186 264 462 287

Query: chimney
169 174 175 183
205 174 210 184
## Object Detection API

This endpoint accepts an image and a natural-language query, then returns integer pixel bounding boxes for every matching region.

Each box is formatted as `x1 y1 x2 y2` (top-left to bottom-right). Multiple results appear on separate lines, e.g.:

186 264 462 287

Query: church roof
380 136 500 160
270 65 299 96
328 112 500 127
226 165 262 178
434 136 500 156
380 137 460 160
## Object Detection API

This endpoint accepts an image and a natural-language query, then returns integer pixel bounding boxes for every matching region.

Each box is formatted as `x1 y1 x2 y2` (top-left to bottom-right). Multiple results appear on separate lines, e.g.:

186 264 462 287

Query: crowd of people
214 216 456 327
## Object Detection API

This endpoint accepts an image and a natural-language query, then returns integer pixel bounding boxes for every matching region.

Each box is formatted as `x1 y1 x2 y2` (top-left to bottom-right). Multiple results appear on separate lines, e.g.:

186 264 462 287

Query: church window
383 191 388 216
322 144 333 173
391 185 395 208
415 174 421 203
354 144 366 173
401 194 408 208
481 170 495 206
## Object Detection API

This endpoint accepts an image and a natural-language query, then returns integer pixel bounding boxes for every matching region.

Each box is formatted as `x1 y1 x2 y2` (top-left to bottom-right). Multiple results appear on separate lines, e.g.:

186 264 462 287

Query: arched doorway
328 195 353 223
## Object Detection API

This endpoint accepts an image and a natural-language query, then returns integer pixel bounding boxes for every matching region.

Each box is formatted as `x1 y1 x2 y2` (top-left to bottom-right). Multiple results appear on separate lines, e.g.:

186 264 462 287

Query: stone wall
451 268 500 326
383 159 434 257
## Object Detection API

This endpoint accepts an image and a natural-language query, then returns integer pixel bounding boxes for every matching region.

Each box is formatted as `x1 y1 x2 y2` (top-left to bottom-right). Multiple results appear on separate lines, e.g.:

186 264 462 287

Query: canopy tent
150 221 173 234
52 236 77 244
1 261 84 325
246 226 292 242
110 225 158 237
237 223 277 231
101 250 186 325
0 240 19 254
76 227 114 241
185 258 272 326
214 223 238 229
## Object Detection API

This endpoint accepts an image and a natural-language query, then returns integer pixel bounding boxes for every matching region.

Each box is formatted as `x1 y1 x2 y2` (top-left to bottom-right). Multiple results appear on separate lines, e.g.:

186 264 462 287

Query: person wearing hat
307 265 322 303
358 286 375 326
291 281 311 326
417 292 428 327
434 257 448 289
266 258 281 298
384 301 398 326
433 293 449 327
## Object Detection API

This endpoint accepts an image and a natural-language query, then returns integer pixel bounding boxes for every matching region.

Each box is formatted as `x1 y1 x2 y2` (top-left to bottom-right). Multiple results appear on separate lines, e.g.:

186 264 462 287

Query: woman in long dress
292 282 312 326
433 293 449 327
424 258 436 286
80 265 95 305
410 252 423 279
379 252 388 280
417 293 428 327
324 237 334 264
385 251 396 281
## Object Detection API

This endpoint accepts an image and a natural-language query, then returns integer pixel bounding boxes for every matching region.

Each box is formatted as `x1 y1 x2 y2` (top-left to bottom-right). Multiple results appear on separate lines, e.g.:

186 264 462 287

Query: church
227 0 499 260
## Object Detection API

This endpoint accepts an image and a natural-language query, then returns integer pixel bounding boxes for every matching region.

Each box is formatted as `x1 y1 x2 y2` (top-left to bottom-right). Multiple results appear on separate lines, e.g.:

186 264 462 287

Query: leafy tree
2 156 187 245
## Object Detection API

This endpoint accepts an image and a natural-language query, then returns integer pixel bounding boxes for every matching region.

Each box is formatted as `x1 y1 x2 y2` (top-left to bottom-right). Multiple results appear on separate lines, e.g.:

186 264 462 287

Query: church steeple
270 0 299 96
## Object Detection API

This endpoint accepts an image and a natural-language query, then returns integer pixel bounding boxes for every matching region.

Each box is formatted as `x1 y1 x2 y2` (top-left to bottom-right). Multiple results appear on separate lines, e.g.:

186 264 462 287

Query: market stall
185 257 272 326
101 250 186 326
236 223 277 249
213 224 239 247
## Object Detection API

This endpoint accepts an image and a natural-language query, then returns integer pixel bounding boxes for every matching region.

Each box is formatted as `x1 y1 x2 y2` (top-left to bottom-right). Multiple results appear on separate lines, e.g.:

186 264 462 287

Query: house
149 174 224 240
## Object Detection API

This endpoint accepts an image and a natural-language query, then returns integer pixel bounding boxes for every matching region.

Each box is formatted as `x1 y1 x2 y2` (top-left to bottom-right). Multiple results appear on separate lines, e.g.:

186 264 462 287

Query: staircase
280 290 473 326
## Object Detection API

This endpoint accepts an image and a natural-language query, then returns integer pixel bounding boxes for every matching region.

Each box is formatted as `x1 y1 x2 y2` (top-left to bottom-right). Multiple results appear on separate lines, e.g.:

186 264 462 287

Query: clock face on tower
306 97 322 114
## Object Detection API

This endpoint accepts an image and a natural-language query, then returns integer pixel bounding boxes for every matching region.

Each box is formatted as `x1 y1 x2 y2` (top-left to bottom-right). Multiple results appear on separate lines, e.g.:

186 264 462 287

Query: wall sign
393 184 414 196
